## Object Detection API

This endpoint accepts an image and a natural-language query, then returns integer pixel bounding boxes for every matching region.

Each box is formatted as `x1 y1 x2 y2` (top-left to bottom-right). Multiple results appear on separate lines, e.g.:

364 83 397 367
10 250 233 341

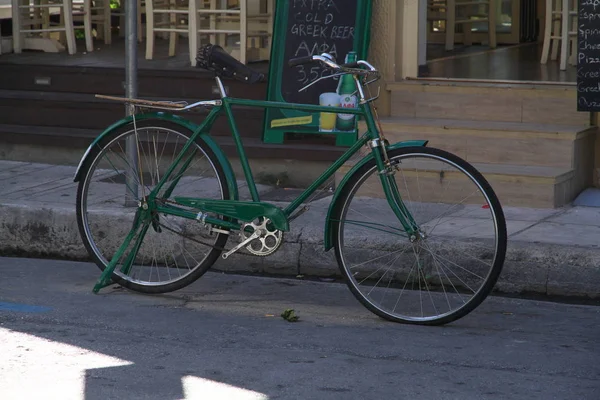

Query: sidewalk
0 160 599 299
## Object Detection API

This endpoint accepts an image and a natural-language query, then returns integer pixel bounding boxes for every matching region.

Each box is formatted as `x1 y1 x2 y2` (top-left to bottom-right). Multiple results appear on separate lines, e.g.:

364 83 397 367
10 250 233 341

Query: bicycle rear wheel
331 146 507 325
76 119 230 294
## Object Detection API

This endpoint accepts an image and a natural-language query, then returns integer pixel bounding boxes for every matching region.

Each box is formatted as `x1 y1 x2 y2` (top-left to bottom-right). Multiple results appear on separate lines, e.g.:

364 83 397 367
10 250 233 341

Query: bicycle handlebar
288 53 377 73
288 56 314 67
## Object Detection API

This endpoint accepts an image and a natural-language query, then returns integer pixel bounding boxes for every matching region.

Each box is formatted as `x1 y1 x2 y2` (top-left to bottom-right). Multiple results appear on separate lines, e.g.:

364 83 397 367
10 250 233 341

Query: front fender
73 112 239 201
323 140 428 251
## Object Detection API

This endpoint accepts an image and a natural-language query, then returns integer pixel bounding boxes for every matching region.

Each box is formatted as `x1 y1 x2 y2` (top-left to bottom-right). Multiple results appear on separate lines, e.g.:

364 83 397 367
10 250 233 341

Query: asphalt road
0 257 599 400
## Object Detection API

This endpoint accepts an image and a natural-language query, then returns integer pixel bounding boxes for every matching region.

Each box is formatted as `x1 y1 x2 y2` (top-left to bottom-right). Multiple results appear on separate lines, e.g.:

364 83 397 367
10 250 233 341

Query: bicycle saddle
196 44 265 84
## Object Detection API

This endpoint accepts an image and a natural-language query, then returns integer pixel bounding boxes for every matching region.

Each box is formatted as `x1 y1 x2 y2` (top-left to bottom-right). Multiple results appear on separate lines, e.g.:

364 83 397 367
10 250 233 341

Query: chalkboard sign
281 1 361 104
262 0 372 145
577 0 600 111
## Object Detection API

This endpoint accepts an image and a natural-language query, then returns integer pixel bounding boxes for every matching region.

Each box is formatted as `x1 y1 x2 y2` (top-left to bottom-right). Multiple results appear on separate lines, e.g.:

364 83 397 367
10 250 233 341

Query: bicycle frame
87 74 426 292
146 75 420 232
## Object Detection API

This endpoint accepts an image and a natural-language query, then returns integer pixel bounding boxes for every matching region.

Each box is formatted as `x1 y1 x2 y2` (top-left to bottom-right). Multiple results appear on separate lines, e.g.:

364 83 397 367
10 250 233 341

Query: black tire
76 119 231 294
331 146 507 325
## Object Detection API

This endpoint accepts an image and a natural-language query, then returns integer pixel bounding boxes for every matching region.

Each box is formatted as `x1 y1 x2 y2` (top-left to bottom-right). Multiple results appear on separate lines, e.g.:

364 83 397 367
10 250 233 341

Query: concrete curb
1 200 599 299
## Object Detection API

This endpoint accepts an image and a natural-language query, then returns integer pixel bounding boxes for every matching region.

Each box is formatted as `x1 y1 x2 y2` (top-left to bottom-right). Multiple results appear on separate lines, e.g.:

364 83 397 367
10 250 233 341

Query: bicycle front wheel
332 146 507 325
76 119 231 294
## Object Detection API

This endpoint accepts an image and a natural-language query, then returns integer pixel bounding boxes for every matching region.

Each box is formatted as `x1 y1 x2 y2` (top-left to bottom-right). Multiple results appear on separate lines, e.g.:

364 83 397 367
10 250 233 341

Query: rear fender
73 112 239 200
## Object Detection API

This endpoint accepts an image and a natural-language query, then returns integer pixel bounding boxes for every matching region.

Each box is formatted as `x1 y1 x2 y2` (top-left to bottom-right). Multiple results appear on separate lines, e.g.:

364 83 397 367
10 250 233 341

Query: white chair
237 0 273 62
145 0 195 62
195 0 274 64
540 0 577 70
11 0 76 54
445 0 497 51
145 0 273 66
193 0 249 64
568 2 577 66
68 0 111 52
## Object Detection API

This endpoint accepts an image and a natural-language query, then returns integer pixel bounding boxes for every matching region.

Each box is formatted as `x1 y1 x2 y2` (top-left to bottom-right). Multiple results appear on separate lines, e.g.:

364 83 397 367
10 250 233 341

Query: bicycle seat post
215 76 227 98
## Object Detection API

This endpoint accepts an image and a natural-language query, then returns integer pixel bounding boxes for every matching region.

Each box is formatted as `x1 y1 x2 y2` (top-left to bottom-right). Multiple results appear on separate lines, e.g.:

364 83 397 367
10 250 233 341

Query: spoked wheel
332 146 507 325
76 119 230 294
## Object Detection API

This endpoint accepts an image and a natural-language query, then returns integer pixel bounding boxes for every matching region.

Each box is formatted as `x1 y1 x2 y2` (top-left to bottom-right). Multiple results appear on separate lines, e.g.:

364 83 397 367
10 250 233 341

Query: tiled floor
1 36 575 83
424 42 576 83
0 36 270 74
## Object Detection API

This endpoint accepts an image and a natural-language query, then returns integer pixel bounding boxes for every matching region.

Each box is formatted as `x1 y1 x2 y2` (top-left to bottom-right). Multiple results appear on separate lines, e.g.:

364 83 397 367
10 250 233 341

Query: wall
365 0 415 116
369 0 396 81
365 0 394 116
367 1 422 115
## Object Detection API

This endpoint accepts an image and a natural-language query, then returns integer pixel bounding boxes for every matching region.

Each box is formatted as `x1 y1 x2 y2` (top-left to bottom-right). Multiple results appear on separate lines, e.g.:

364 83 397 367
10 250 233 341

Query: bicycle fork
370 139 420 238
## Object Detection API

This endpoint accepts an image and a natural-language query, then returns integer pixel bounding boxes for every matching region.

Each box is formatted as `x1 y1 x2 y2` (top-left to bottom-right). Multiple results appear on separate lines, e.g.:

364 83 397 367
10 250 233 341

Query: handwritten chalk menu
281 0 359 104
578 0 600 111
262 0 372 144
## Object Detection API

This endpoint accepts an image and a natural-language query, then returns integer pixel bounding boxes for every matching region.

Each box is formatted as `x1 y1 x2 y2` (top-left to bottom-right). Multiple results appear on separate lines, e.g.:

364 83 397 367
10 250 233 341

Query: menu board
262 0 372 144
577 1 600 111
281 0 360 104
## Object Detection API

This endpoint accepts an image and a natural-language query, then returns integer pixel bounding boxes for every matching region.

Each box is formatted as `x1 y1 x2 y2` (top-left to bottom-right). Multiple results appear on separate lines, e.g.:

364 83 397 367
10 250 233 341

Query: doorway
418 0 576 83
427 0 521 46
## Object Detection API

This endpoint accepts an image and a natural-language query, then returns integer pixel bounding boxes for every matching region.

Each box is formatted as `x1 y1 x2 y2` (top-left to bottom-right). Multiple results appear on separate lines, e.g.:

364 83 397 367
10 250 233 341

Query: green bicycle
74 44 507 325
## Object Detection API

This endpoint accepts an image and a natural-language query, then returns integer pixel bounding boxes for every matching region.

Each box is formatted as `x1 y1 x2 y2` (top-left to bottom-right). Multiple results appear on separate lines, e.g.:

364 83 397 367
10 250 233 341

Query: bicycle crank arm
222 231 260 259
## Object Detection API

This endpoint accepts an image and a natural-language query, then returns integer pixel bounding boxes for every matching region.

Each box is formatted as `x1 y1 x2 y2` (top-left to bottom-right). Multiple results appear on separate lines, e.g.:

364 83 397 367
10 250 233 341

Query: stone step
0 89 262 135
336 158 582 209
376 117 595 169
387 80 589 126
0 123 346 189
469 163 578 209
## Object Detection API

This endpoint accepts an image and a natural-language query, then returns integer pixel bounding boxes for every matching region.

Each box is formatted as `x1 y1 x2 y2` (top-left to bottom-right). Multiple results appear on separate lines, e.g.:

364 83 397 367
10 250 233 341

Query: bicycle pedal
210 227 230 235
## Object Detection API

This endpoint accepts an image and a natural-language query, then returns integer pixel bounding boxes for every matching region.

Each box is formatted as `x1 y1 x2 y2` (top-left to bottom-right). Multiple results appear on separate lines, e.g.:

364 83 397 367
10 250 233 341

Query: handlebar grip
288 56 314 67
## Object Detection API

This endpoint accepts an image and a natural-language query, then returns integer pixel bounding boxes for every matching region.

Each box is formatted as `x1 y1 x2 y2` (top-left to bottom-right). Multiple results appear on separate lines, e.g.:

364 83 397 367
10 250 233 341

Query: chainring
241 218 284 257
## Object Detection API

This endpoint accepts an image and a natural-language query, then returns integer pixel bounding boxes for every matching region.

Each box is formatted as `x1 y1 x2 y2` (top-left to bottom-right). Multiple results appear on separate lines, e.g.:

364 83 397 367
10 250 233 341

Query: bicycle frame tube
144 78 418 236
162 148 200 200
221 99 261 202
221 96 366 206
284 133 369 216
147 106 222 201
227 97 365 116
222 96 372 217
